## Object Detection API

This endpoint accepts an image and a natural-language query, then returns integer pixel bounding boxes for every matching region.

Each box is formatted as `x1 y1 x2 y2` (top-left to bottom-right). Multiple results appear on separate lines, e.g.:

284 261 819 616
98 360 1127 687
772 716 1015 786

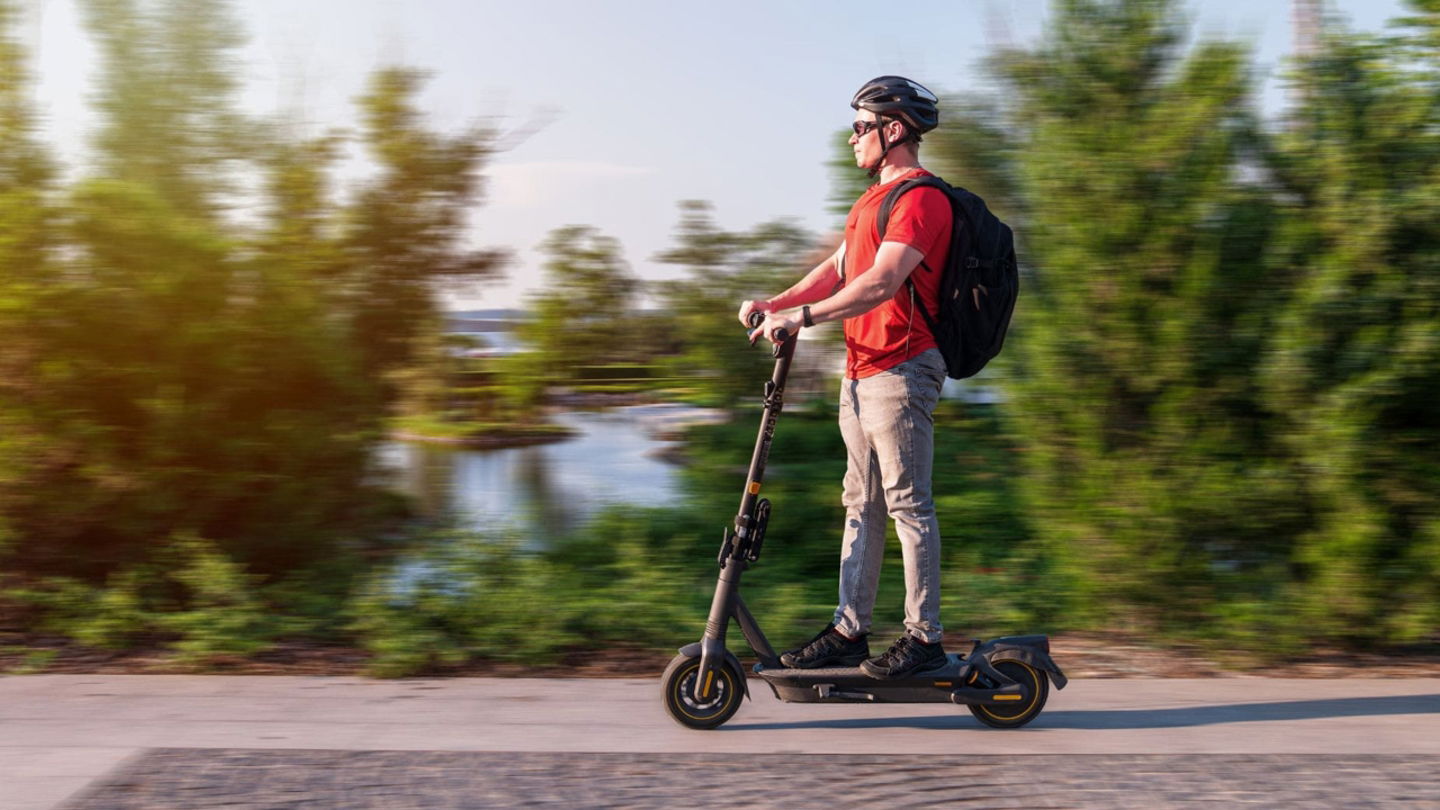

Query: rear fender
679 642 751 700
972 635 1068 689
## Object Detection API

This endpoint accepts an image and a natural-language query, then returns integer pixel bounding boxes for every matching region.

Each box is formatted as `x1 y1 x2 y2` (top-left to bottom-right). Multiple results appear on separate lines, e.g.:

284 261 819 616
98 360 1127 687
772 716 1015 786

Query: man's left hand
752 310 802 346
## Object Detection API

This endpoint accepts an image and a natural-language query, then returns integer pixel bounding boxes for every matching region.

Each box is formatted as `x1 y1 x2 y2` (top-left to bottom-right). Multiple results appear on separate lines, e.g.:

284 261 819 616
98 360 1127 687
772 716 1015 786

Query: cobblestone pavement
65 750 1440 809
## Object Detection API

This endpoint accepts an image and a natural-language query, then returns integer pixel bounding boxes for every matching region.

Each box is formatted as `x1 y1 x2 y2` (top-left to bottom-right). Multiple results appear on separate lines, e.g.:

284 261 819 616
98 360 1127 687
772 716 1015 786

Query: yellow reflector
748 482 761 495
703 670 714 696
994 694 1023 701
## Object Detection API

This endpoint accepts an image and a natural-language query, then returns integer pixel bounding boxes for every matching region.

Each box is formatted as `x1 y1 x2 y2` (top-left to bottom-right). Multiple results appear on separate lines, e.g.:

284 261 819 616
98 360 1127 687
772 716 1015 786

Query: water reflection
378 409 693 543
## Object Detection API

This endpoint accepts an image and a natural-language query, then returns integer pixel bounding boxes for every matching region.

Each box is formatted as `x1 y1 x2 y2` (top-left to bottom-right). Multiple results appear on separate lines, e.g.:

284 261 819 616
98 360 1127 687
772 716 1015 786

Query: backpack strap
906 274 943 337
876 176 952 331
875 176 950 243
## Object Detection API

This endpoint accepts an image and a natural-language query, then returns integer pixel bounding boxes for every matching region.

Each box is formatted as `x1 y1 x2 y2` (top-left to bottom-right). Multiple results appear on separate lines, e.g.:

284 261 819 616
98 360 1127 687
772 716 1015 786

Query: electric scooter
660 314 1066 730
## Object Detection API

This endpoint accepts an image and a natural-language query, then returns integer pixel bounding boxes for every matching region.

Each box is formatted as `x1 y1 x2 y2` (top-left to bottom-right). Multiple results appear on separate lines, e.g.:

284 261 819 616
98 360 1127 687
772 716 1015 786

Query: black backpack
876 176 1018 380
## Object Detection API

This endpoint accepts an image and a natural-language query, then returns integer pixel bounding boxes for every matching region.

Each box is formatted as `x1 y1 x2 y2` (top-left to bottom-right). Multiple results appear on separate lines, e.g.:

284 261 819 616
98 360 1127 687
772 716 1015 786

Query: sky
17 0 1412 310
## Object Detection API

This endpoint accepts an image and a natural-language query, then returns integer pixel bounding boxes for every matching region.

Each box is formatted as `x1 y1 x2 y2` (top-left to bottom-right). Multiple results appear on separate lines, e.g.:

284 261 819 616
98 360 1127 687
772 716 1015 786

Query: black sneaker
779 624 870 669
860 634 946 679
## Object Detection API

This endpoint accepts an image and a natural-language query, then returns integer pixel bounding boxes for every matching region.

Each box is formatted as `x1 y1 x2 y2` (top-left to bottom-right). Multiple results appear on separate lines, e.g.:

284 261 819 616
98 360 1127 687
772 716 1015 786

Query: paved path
2 675 1437 808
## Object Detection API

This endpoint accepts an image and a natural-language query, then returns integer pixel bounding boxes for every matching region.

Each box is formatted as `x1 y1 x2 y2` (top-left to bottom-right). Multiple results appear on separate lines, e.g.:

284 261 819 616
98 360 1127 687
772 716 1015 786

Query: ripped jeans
832 348 946 644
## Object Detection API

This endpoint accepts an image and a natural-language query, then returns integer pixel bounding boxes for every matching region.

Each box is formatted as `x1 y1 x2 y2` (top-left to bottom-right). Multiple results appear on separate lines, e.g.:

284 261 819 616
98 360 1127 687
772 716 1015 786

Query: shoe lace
807 629 844 655
882 635 914 665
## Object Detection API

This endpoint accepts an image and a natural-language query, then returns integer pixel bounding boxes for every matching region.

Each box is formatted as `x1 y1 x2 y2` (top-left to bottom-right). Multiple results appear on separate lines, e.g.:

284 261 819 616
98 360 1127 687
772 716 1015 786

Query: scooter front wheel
661 653 743 730
968 658 1050 729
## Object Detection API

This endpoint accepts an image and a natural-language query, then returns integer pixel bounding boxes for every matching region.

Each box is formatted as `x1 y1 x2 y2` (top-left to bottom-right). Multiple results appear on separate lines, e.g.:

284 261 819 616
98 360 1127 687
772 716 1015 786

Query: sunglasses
851 120 881 137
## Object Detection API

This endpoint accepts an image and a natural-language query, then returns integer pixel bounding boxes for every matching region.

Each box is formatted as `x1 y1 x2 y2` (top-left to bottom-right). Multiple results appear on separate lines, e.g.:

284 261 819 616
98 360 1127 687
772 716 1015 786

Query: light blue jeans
833 348 946 645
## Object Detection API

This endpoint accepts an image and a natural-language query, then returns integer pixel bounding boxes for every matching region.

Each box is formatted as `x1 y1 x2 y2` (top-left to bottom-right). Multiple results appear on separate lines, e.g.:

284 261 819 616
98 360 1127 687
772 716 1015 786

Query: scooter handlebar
746 310 790 344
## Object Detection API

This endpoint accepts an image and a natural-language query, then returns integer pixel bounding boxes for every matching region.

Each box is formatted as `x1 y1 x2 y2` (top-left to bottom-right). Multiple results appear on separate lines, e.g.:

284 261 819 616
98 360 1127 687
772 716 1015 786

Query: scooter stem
697 328 797 698
733 333 796 544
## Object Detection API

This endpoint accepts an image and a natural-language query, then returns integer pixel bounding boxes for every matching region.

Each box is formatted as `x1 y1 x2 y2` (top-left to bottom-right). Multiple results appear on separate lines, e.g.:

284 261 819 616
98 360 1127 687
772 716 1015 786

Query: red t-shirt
841 168 952 379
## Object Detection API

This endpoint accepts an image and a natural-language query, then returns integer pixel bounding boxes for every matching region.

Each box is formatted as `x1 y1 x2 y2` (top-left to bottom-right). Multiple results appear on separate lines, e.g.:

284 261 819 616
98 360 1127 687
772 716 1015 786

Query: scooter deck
754 654 998 704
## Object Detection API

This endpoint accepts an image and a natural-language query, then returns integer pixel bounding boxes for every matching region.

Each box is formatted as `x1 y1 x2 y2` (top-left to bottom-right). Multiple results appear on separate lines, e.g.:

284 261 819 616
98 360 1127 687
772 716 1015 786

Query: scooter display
661 313 1066 730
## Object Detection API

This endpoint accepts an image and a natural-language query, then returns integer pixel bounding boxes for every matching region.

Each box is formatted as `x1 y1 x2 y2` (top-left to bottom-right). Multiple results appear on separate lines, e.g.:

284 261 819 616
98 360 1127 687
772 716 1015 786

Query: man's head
849 75 939 175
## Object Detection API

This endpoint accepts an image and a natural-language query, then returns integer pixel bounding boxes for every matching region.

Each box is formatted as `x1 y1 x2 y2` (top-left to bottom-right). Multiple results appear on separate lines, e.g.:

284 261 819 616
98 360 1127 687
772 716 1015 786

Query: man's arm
768 244 845 310
737 243 843 327
754 241 924 344
807 241 923 323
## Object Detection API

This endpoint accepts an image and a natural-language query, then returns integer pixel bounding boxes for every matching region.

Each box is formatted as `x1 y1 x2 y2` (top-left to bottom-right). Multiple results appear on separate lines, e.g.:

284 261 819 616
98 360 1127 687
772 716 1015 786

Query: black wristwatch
802 305 815 328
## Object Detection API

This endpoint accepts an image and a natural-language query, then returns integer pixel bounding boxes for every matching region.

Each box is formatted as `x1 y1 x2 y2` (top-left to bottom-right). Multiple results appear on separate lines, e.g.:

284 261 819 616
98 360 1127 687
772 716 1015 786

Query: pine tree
939 0 1288 631
1261 1 1440 642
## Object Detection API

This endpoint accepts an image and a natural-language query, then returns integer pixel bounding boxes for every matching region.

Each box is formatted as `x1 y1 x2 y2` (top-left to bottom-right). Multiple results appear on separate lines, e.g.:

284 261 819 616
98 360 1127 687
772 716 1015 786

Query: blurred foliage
917 0 1439 648
0 0 56 561
501 225 647 409
489 202 825 413
983 0 1286 632
826 129 872 221
653 201 818 407
346 68 507 388
347 520 704 677
344 400 1035 677
1 0 1437 671
82 0 246 216
0 0 499 577
1259 5 1440 642
0 398 1038 677
5 534 275 665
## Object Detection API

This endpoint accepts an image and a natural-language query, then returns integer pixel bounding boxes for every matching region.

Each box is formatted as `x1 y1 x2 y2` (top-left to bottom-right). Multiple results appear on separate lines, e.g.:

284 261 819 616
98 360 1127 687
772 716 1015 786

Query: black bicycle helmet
851 75 939 135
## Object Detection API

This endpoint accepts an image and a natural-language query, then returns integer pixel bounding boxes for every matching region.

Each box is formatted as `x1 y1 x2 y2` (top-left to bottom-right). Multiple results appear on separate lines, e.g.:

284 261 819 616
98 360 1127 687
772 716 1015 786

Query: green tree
344 68 507 389
941 0 1291 633
513 225 641 387
81 0 246 217
0 0 57 558
1260 3 1440 643
654 201 817 407
923 97 1025 220
0 3 504 577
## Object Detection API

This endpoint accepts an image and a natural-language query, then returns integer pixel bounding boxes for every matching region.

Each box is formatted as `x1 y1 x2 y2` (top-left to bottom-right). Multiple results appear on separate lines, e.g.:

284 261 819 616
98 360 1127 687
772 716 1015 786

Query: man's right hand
738 299 770 328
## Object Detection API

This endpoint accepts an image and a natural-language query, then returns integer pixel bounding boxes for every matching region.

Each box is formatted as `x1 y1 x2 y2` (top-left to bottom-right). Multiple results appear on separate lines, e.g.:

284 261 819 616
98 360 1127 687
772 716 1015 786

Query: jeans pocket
904 352 945 409
915 348 945 376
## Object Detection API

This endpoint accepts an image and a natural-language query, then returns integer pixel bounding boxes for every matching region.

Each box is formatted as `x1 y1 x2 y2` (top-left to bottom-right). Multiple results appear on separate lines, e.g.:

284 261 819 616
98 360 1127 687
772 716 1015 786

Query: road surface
2 675 1437 808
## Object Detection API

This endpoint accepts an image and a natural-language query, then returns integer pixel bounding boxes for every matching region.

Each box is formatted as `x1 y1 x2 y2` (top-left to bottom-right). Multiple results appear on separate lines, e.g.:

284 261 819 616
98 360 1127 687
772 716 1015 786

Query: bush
3 534 275 666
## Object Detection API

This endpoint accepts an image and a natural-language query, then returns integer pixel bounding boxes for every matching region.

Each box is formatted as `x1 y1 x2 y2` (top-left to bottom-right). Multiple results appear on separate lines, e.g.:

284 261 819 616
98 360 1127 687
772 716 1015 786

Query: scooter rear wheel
968 658 1049 729
661 653 743 730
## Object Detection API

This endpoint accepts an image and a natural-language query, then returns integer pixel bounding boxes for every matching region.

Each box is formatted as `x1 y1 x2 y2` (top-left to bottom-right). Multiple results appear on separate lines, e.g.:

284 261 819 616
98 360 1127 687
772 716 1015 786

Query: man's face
849 111 899 169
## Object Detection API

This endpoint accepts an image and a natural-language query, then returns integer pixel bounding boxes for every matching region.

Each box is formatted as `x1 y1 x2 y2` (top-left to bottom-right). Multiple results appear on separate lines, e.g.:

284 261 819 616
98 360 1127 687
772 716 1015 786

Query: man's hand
751 310 802 346
738 299 770 329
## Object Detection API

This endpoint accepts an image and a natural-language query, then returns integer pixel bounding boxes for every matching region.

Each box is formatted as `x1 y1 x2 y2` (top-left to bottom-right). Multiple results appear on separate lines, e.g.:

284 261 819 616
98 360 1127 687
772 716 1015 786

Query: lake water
377 408 705 541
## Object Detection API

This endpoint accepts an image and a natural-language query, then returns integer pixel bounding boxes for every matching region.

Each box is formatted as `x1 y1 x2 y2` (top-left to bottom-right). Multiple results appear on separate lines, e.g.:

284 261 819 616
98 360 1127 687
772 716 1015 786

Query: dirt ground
5 632 1440 679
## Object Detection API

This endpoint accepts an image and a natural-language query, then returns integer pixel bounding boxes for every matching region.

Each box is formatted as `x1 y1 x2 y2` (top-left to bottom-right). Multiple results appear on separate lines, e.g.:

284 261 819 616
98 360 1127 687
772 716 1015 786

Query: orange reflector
933 682 952 687
748 482 761 495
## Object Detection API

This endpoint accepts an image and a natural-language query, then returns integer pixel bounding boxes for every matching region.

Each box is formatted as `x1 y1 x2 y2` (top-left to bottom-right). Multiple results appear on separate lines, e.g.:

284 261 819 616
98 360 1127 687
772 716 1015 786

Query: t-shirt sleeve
882 186 950 256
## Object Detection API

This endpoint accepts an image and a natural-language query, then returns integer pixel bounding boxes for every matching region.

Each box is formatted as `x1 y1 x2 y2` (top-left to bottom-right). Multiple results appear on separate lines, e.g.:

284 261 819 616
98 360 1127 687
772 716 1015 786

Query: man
739 76 952 679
